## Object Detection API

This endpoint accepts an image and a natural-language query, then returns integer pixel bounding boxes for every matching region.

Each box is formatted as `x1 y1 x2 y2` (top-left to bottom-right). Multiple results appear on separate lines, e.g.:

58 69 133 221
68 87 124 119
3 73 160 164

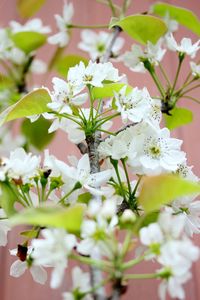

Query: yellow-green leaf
165 107 193 130
0 88 51 126
55 55 88 77
0 182 18 217
111 15 167 44
151 2 200 36
138 174 200 213
93 83 132 99
17 0 46 18
11 204 85 234
11 31 46 53
21 117 55 150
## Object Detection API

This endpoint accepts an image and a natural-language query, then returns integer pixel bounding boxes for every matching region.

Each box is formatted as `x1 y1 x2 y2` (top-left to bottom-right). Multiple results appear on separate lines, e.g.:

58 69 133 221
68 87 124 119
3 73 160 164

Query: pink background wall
0 0 200 299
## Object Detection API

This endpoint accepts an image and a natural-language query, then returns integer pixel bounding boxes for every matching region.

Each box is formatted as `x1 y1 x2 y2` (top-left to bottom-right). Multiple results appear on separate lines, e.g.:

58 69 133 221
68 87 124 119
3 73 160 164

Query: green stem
122 254 145 270
119 230 133 259
124 273 157 280
179 84 200 96
171 56 184 93
121 159 131 196
95 113 120 130
70 23 108 29
107 0 117 16
150 70 165 97
158 62 171 87
71 254 112 271
132 176 142 197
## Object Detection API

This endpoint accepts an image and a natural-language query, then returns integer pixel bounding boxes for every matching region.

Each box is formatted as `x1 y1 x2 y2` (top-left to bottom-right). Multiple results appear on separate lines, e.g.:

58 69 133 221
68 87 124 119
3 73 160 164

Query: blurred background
0 0 200 299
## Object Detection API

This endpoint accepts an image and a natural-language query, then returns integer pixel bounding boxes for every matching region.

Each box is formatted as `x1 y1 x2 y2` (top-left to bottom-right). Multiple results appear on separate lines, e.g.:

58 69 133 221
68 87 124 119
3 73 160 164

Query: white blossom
166 34 200 58
31 228 76 288
128 122 186 175
78 30 124 60
190 61 200 77
10 247 47 285
5 148 40 183
62 267 92 300
10 19 51 34
48 1 73 47
163 12 179 33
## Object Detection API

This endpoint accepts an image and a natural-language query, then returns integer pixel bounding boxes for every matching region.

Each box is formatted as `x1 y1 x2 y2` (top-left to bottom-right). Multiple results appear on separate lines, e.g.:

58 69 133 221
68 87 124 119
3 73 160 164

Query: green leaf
11 32 46 53
21 117 55 150
151 2 200 36
138 174 200 213
165 107 193 130
77 192 92 204
10 204 85 234
0 88 51 125
55 55 88 77
111 15 167 44
93 83 132 99
17 0 46 18
0 182 18 217
20 229 39 239
0 74 13 89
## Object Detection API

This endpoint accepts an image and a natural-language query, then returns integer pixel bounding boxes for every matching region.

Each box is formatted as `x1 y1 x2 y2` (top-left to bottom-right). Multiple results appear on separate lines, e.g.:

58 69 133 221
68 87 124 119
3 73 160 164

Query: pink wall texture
0 0 200 299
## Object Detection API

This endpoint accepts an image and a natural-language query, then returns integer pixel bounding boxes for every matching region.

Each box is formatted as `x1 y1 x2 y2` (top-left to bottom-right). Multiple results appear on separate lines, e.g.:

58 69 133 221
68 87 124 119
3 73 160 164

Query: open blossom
123 40 166 73
10 247 47 285
166 34 200 58
67 61 120 88
162 12 179 33
114 86 159 124
190 61 200 77
62 267 92 300
48 1 74 47
31 228 76 288
10 19 51 34
5 148 40 183
47 77 87 113
78 30 124 60
128 122 186 175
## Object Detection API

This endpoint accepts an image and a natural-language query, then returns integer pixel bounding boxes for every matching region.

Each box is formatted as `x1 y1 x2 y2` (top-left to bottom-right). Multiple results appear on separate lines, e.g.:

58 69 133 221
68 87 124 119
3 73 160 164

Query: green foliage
0 182 17 217
165 107 193 130
11 32 47 53
138 174 200 213
151 2 200 36
0 74 13 89
55 55 88 77
111 15 167 44
17 0 46 17
20 229 39 239
21 117 55 151
11 204 85 234
93 83 132 99
0 88 51 125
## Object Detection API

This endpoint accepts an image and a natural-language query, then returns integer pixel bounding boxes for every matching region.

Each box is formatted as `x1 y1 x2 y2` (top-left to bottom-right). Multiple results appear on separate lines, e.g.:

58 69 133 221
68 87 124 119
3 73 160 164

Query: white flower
163 12 179 33
4 47 26 65
77 216 117 256
78 30 124 60
0 209 10 246
88 198 117 220
48 1 74 47
174 162 199 182
5 148 40 183
10 247 47 285
57 154 112 195
140 223 164 246
123 45 146 73
114 86 153 124
0 127 25 157
62 267 92 300
123 40 166 73
98 125 133 160
10 19 51 34
47 77 87 114
190 61 200 77
128 122 186 175
67 61 120 88
30 59 47 74
0 29 13 58
166 34 200 58
31 228 76 288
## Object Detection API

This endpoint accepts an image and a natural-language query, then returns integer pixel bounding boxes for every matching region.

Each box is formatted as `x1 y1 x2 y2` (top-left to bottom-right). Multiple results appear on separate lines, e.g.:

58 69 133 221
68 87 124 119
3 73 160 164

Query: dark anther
17 244 28 262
